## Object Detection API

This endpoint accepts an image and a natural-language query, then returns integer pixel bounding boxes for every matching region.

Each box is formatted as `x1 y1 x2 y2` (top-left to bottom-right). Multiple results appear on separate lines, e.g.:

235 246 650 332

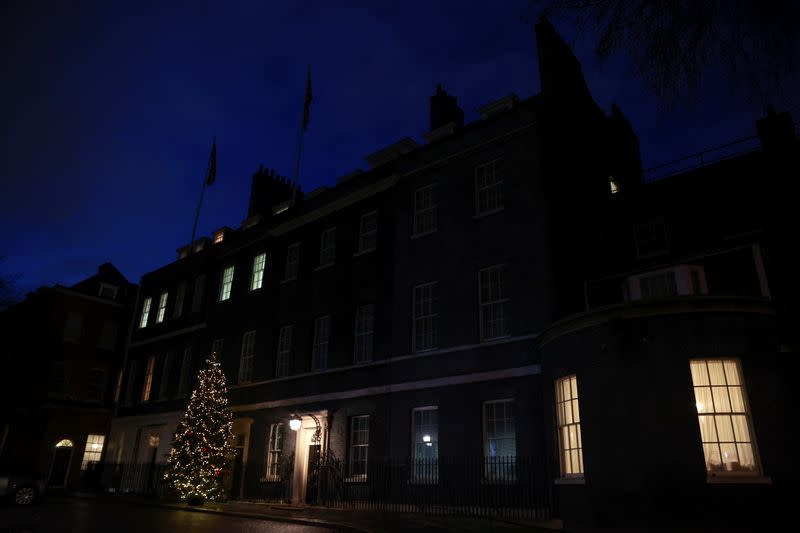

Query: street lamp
288 413 321 444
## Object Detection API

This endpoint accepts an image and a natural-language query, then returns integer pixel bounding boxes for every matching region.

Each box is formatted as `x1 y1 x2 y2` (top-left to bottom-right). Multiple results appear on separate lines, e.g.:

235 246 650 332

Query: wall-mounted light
289 417 302 431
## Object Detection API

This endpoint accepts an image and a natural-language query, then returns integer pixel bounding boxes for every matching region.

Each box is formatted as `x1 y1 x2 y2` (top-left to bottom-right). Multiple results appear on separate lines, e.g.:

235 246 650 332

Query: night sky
0 1 783 295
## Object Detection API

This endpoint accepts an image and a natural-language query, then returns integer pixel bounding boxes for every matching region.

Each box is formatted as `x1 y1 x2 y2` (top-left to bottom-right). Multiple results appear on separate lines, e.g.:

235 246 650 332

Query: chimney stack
429 84 464 132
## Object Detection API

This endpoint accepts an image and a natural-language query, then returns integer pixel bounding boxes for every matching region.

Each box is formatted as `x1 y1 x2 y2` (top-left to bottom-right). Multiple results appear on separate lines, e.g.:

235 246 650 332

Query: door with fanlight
48 439 74 487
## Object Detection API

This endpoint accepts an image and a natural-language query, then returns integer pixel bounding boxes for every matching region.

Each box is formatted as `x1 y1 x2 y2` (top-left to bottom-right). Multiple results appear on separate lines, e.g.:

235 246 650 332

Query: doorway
290 411 327 505
48 439 74 487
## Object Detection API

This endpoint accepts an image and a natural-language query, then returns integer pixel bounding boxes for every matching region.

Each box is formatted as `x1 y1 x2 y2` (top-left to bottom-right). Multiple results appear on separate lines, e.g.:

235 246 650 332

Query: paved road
0 499 340 533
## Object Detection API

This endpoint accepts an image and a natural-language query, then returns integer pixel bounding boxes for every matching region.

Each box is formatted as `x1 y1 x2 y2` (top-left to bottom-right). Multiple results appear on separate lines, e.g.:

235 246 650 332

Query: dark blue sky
0 0 782 295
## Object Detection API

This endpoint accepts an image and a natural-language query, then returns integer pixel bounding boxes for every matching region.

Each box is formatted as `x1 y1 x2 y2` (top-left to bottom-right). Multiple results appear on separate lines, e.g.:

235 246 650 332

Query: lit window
211 338 224 358
609 176 620 194
555 375 584 477
139 297 152 328
358 212 378 253
173 282 186 319
484 399 516 482
311 316 330 371
266 423 285 480
124 360 137 405
191 275 205 312
348 415 370 479
284 243 300 281
219 266 234 301
413 282 438 352
690 359 759 475
213 230 225 244
238 331 256 384
177 346 193 397
63 312 83 343
251 252 267 291
158 352 173 400
275 325 293 377
475 159 504 215
319 228 336 267
413 183 438 236
479 265 510 340
87 369 105 402
97 320 118 350
412 407 438 483
80 434 105 470
155 291 168 323
354 304 374 364
141 356 155 402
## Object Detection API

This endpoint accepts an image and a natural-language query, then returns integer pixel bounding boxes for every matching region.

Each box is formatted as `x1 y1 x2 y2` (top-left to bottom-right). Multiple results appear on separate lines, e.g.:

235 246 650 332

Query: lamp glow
422 435 431 443
289 418 302 431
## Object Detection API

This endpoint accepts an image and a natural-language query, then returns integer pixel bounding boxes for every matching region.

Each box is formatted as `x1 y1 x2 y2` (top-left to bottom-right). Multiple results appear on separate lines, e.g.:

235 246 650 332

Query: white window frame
173 282 186 319
555 375 584 478
265 423 285 481
251 252 267 291
275 325 293 377
141 356 155 402
353 304 374 364
319 227 336 267
311 315 330 371
238 331 256 384
80 434 105 470
411 406 439 484
413 183 438 237
483 399 517 483
284 243 300 281
412 282 438 352
347 415 370 480
219 266 234 302
155 291 168 323
690 358 761 478
139 297 152 328
357 212 378 254
479 264 510 341
474 158 504 216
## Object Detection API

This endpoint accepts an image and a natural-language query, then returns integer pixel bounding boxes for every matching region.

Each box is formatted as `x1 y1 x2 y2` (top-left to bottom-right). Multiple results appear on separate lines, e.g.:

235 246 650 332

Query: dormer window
213 230 225 244
609 176 620 194
98 282 118 299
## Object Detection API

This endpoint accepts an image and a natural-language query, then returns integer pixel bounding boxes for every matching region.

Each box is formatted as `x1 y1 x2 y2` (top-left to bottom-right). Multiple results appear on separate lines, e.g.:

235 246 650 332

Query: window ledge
411 230 437 240
480 335 512 344
353 248 376 257
473 207 505 220
706 474 771 485
280 278 297 285
554 476 585 485
344 475 368 483
314 263 335 272
259 476 282 483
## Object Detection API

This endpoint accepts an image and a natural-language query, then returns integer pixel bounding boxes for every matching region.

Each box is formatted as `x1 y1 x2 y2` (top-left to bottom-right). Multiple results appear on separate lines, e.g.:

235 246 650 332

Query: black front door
49 446 73 487
305 444 321 503
230 448 244 499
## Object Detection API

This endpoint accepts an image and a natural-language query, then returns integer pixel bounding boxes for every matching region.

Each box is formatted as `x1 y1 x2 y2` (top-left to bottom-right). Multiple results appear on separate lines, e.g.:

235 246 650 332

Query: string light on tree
164 352 235 503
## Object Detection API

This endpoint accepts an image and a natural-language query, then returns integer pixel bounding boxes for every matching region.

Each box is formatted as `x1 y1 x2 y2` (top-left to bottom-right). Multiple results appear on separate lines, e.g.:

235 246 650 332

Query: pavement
60 492 563 533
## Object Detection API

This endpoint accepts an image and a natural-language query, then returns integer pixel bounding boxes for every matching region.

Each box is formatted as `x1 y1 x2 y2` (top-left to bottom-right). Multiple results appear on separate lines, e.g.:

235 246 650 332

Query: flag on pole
206 138 217 185
302 66 313 132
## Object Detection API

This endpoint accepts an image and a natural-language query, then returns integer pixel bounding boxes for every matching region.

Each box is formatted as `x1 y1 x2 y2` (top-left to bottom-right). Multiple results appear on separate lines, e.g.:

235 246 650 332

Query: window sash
358 212 378 252
284 243 300 280
354 304 374 363
275 325 293 377
192 275 206 312
348 415 370 478
411 407 439 483
238 331 256 384
413 283 438 352
211 339 224 358
319 228 336 266
484 399 517 482
311 316 330 371
139 298 152 328
266 423 285 479
555 375 584 477
141 356 155 402
172 282 186 319
479 265 510 340
156 291 168 323
413 184 438 236
251 253 267 291
475 159 504 214
219 266 234 301
87 369 106 402
158 352 173 400
177 347 192 397
80 434 105 470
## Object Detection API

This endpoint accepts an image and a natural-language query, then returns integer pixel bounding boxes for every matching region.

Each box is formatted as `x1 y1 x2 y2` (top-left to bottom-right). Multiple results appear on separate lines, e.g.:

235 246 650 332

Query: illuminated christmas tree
164 353 234 503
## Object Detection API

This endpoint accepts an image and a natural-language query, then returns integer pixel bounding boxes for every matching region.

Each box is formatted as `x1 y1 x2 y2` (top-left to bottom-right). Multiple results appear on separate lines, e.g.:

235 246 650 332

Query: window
609 176 620 194
348 415 370 479
266 423 285 480
412 407 438 483
413 282 438 352
113 369 123 404
634 217 669 257
177 346 193 397
311 316 330 371
98 283 118 299
627 265 708 301
358 212 378 253
139 297 152 328
475 159 504 215
97 320 118 350
63 312 83 343
555 375 583 477
479 265 510 340
354 304 374 364
484 400 517 482
275 325 293 377
87 369 106 402
123 361 137 405
251 252 267 291
142 356 155 402
158 352 173 400
211 338 224 358
690 359 759 475
219 266 234 301
155 291 168 323
173 282 186 319
191 275 205 312
239 331 256 384
80 434 105 470
284 243 300 281
319 228 336 267
213 230 225 244
413 183 438 236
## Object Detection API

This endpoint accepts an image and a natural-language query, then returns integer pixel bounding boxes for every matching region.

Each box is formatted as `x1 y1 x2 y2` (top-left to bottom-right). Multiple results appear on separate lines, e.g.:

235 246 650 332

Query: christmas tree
164 353 235 503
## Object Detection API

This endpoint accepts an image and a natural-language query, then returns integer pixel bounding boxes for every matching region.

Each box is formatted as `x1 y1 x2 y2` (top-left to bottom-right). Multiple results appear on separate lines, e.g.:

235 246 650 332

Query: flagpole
189 178 208 254
188 137 216 255
290 65 311 208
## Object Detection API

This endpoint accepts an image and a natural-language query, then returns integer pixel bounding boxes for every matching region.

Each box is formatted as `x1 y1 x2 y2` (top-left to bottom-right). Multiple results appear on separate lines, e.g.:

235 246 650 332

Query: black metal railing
86 462 171 498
